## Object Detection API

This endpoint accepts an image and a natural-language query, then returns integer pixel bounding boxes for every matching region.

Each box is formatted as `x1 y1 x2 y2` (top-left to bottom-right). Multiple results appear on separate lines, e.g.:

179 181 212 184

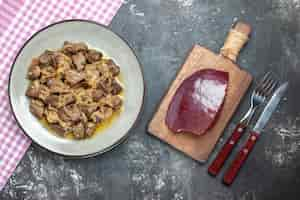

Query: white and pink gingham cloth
0 0 123 190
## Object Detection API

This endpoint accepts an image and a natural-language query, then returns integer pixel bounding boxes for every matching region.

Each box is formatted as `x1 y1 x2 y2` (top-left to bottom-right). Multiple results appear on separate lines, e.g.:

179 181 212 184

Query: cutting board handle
220 21 251 62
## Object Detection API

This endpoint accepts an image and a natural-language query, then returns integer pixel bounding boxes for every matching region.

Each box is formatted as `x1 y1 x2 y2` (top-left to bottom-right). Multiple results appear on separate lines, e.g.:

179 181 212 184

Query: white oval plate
9 20 144 158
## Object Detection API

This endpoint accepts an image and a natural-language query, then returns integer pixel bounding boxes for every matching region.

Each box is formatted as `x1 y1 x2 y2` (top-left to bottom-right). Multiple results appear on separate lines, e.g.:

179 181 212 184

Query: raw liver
165 69 229 135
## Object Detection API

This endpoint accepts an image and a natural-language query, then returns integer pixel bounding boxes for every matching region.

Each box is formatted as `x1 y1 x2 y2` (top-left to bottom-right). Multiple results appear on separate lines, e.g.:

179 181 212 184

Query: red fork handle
223 131 259 185
208 123 246 176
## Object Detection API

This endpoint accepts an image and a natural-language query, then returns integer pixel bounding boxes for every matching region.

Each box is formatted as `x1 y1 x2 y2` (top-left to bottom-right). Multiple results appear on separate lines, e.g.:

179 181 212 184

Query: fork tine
265 80 278 97
260 78 275 96
257 72 271 87
255 72 272 93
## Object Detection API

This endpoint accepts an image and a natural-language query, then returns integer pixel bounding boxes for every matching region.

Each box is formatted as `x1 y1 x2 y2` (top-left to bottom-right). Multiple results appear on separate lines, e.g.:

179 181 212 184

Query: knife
223 82 289 185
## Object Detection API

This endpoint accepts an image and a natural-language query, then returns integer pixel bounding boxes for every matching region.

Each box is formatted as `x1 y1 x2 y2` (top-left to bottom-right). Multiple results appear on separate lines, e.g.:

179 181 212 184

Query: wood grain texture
148 44 252 162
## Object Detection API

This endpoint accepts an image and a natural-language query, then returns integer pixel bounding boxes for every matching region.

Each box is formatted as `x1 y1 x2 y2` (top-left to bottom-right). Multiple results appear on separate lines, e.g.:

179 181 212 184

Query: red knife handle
208 123 246 176
223 131 259 185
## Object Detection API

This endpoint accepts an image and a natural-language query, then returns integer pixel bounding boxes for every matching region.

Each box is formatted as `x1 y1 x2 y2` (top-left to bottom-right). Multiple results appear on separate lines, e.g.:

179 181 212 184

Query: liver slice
165 69 229 135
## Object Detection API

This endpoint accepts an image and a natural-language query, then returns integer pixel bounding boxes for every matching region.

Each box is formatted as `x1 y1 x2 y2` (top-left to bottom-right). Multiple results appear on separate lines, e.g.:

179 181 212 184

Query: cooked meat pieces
26 81 51 101
27 65 41 80
54 53 72 79
40 66 56 83
85 122 97 137
60 93 76 106
86 49 102 63
101 95 122 110
72 122 85 139
90 111 102 123
47 78 69 93
100 106 114 119
73 42 88 52
29 99 44 119
45 107 60 123
64 69 85 86
39 50 54 66
106 59 120 76
63 41 88 54
110 96 122 110
30 58 40 67
37 85 50 102
26 41 123 139
58 120 72 133
98 78 122 95
98 77 113 92
26 80 40 98
49 123 66 136
75 88 94 106
61 104 82 123
80 112 88 123
92 89 105 101
80 103 98 117
96 62 112 77
84 63 97 72
45 95 60 108
111 80 122 95
72 52 86 71
45 93 75 108
90 106 113 123
57 108 71 122
53 52 72 69
85 64 100 88
62 41 75 54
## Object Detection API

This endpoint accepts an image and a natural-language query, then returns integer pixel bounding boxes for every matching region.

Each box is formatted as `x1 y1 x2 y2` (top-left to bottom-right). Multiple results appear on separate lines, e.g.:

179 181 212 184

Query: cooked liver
72 52 87 71
29 99 45 119
86 49 102 63
26 41 123 139
39 50 54 66
26 80 41 98
64 69 85 86
27 65 41 80
47 78 69 93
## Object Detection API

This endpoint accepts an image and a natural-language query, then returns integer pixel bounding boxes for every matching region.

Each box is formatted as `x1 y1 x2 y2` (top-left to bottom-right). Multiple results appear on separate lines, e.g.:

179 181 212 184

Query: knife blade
223 82 289 185
253 82 289 133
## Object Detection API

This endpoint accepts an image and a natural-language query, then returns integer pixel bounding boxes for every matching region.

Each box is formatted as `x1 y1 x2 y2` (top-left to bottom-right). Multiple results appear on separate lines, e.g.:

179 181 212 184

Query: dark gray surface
2 0 300 199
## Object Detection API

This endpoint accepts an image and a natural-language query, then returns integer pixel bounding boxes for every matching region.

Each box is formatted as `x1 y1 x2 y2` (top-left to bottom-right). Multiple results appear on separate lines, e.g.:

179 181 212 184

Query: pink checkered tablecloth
0 0 123 191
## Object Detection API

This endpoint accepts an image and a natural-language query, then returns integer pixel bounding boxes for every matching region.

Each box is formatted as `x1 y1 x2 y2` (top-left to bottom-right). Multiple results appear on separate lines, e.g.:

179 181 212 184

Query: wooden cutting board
148 22 253 162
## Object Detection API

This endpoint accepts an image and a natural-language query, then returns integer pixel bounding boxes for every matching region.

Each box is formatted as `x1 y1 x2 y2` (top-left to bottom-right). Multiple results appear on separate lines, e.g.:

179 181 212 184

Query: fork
208 72 278 176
